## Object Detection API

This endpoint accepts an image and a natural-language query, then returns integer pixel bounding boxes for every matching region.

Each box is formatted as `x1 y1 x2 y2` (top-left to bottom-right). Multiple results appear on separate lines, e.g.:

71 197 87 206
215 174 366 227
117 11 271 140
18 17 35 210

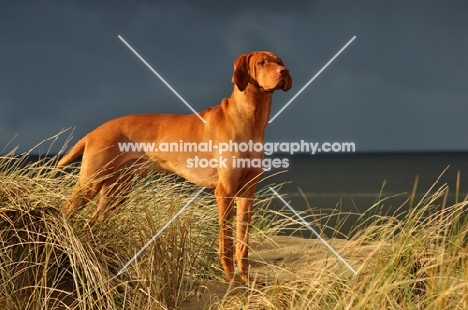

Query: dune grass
0 150 287 309
210 171 468 309
1 145 468 309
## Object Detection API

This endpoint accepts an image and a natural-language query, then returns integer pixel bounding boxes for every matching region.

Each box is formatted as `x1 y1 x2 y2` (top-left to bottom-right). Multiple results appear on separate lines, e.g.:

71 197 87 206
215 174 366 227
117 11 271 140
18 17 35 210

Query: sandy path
180 235 371 309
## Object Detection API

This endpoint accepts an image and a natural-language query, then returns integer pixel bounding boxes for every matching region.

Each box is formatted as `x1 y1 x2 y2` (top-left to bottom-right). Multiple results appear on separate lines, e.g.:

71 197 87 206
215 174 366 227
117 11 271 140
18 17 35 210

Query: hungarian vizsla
58 51 292 283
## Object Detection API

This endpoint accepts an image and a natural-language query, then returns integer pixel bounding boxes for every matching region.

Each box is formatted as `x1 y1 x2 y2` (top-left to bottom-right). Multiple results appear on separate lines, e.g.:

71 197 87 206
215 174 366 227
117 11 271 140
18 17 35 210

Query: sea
263 152 468 237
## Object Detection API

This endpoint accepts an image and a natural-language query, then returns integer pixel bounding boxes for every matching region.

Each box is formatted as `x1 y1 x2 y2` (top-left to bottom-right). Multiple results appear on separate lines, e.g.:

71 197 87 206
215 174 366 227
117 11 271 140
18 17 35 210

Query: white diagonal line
269 187 357 275
117 187 205 275
118 35 207 124
269 36 357 123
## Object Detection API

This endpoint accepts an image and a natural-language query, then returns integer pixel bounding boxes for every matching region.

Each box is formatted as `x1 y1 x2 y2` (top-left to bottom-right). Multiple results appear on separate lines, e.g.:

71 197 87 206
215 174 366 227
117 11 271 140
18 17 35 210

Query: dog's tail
57 137 86 168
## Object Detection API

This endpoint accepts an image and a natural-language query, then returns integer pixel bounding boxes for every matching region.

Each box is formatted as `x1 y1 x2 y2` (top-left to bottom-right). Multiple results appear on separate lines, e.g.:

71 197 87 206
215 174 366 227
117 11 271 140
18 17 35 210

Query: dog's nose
277 67 288 75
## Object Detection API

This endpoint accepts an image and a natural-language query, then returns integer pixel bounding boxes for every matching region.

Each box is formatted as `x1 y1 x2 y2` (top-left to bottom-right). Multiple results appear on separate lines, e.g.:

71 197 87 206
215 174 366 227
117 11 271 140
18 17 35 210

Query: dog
58 51 292 283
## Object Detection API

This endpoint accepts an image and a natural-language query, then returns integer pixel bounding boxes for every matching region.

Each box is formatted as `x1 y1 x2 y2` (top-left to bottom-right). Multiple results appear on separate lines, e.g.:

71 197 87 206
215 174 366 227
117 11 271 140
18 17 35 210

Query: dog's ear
282 71 292 92
232 53 250 91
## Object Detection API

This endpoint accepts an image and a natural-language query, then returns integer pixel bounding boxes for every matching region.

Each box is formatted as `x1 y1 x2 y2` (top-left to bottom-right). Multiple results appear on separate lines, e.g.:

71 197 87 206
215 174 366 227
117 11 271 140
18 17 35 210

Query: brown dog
58 51 292 283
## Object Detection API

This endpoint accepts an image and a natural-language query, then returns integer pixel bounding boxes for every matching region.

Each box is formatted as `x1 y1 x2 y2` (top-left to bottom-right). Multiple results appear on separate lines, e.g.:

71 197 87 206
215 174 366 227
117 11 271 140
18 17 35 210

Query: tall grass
0 150 286 309
1 142 468 309
211 172 468 309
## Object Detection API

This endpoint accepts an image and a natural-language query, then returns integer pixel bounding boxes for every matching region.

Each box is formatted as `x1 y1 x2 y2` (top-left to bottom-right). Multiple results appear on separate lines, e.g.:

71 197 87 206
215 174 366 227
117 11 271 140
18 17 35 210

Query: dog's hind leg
90 171 134 223
63 181 102 216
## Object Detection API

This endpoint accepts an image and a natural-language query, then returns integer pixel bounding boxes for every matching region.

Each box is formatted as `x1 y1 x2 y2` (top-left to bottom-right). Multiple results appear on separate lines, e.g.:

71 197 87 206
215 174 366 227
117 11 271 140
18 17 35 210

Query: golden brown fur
58 51 292 283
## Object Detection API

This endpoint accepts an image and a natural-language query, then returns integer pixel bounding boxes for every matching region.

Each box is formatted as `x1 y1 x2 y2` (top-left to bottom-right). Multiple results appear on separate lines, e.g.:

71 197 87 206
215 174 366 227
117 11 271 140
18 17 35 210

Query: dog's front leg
215 184 236 282
235 185 256 283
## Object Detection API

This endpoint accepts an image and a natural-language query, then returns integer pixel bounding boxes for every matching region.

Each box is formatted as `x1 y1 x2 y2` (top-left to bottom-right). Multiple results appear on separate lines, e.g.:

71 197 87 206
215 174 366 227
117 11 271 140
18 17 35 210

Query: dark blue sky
1 1 467 154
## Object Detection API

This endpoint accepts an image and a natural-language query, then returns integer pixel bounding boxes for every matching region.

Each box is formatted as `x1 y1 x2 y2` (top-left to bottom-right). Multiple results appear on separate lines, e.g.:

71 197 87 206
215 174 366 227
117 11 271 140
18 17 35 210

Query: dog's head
232 51 292 92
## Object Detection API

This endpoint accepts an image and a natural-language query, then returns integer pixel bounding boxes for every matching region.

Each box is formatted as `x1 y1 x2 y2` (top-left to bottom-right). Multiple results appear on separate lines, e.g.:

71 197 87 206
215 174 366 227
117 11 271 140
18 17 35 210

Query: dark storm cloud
0 1 467 154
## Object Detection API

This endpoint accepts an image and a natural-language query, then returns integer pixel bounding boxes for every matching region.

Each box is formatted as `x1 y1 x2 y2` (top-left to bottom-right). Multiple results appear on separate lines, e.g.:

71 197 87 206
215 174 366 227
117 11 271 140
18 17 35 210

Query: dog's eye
258 60 265 66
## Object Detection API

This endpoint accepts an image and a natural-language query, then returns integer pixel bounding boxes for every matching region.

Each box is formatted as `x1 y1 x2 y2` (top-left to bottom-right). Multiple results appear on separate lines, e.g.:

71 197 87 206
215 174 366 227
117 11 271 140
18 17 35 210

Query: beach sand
180 235 372 309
